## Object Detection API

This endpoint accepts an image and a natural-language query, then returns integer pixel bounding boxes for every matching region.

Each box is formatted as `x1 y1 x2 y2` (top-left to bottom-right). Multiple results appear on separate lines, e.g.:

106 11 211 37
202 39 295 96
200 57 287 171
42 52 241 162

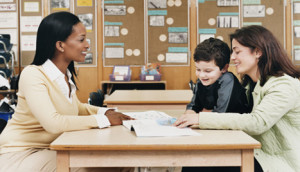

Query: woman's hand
173 113 199 128
184 109 197 115
105 110 134 126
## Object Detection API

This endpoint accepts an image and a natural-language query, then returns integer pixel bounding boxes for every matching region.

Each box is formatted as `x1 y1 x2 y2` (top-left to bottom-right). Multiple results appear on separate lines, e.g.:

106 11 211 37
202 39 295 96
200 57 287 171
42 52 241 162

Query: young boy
186 38 250 114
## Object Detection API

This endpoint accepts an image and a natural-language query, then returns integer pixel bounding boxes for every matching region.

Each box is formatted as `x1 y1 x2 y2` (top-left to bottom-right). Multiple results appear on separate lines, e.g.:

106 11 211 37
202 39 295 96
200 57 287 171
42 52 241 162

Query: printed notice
24 2 40 12
105 47 124 58
20 16 42 32
0 4 16 11
244 5 265 18
166 53 187 63
21 35 37 51
0 12 17 28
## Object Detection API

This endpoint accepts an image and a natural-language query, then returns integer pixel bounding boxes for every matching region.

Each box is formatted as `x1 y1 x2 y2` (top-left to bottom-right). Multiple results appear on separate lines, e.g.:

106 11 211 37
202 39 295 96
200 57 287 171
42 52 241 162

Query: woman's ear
221 64 229 73
55 41 64 53
255 48 262 59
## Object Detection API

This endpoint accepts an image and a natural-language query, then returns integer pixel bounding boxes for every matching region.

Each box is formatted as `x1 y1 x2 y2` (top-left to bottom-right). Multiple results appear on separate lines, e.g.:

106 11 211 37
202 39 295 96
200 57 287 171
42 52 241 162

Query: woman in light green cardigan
175 25 300 172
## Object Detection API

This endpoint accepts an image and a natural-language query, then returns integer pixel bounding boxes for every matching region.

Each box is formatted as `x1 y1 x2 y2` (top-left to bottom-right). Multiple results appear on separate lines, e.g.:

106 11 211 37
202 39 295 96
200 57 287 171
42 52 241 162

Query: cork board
0 0 19 67
103 0 145 66
292 0 300 65
241 0 285 48
197 0 239 46
147 0 190 66
74 0 97 67
20 0 43 67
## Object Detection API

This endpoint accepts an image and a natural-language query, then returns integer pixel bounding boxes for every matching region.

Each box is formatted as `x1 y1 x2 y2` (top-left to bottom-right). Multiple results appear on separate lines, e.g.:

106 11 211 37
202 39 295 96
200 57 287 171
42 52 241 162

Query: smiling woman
174 26 300 172
0 11 133 172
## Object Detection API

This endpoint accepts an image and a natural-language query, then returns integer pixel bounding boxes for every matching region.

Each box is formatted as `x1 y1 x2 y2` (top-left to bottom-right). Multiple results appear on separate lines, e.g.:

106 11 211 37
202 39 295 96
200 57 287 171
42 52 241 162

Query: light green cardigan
199 74 300 172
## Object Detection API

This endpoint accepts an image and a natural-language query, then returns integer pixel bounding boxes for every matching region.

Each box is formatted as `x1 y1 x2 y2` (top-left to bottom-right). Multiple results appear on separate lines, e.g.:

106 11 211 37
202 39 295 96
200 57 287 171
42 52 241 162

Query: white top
42 59 110 128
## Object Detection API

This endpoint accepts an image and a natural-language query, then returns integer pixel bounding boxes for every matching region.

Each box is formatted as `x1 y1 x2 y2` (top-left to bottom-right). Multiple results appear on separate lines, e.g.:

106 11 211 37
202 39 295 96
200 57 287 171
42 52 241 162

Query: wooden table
100 80 167 95
50 127 261 172
104 90 193 110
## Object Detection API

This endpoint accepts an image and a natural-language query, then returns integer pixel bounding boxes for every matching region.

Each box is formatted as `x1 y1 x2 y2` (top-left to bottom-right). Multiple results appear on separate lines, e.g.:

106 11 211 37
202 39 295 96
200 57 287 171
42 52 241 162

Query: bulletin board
74 0 97 67
20 0 43 67
241 0 285 48
147 0 190 66
292 0 300 65
197 0 240 47
102 0 146 66
0 0 19 66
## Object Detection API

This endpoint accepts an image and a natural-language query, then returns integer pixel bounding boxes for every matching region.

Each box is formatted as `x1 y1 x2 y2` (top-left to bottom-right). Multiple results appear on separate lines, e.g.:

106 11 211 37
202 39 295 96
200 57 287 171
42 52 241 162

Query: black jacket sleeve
213 72 250 113
212 73 234 112
186 79 203 113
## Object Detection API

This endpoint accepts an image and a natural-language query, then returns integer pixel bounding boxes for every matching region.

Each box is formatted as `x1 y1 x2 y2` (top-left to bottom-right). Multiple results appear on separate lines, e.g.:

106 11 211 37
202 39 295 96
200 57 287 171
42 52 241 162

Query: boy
186 38 250 114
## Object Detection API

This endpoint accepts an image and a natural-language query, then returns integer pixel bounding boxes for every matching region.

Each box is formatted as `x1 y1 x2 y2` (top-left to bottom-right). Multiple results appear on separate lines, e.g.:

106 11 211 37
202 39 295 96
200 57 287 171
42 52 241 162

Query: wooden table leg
57 151 69 172
241 149 254 172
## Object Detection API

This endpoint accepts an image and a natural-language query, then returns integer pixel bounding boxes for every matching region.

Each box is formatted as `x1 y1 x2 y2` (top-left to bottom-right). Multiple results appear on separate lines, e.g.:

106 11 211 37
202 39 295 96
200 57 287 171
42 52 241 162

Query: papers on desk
123 111 201 137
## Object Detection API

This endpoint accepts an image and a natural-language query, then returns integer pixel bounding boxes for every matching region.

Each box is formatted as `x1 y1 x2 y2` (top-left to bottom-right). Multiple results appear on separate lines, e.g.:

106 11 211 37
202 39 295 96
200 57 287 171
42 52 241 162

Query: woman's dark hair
31 11 81 86
230 25 300 86
194 38 230 70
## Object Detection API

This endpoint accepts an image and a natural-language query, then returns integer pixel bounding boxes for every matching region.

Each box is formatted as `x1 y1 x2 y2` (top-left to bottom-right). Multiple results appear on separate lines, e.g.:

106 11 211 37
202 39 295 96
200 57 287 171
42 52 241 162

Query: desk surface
104 90 193 104
50 127 260 151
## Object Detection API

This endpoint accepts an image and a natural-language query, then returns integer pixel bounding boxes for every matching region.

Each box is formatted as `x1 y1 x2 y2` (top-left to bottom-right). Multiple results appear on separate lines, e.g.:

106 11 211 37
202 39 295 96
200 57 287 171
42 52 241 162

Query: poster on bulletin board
147 0 190 66
241 0 285 48
197 0 240 47
102 0 146 66
20 0 43 67
74 0 97 67
292 0 300 66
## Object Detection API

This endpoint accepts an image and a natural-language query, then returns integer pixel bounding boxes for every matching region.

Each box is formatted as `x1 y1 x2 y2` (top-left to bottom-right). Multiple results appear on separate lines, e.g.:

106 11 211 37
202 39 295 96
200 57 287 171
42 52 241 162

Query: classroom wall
2 0 294 103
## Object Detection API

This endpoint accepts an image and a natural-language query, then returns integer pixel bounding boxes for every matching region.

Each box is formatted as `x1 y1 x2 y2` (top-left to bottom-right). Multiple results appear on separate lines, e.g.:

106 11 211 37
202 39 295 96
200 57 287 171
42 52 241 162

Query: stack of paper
122 111 200 137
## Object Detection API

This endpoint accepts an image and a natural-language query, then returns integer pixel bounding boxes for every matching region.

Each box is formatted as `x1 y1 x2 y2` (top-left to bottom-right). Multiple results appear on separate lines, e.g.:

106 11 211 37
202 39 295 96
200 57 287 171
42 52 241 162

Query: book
122 111 201 137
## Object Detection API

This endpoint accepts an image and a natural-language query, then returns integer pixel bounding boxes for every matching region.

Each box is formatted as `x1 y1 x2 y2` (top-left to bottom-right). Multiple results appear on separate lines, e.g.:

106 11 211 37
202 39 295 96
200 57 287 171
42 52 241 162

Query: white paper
294 3 300 14
166 53 187 63
243 5 265 18
200 34 214 43
145 75 154 80
115 75 124 80
231 16 239 27
0 12 17 28
0 4 16 11
20 16 42 32
113 66 129 75
295 27 300 38
24 2 40 12
122 111 200 137
124 111 172 120
0 29 18 44
295 49 300 61
21 35 36 51
0 0 13 2
105 47 124 58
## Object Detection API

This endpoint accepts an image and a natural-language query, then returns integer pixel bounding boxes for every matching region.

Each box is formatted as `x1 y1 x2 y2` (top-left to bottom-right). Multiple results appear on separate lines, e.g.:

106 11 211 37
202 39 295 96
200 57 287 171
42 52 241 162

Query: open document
122 111 201 137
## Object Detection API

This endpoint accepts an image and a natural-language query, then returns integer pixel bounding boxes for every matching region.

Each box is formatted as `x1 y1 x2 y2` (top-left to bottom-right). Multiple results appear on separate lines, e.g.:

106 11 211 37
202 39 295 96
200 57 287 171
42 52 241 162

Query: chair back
0 118 7 134
0 37 12 52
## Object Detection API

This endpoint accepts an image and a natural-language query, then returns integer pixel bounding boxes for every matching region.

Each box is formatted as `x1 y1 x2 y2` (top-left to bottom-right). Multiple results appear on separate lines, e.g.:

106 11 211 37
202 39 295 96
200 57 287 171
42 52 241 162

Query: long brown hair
230 25 300 86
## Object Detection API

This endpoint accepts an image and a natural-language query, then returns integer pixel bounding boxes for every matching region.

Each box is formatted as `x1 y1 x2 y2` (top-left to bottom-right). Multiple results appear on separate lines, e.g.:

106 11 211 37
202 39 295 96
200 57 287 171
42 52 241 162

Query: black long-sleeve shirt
186 72 251 113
